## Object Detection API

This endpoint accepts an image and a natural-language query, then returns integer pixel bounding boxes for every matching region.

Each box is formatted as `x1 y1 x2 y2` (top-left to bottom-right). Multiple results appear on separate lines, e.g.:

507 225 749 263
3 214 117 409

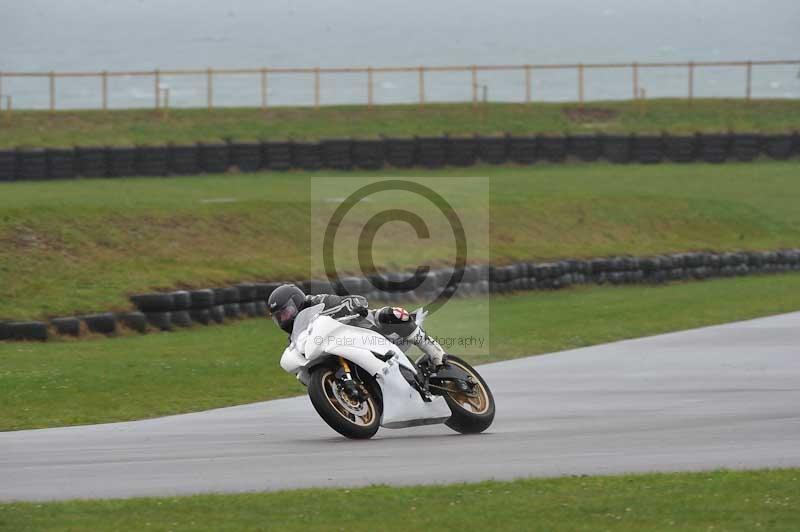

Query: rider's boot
406 326 447 371
374 306 447 371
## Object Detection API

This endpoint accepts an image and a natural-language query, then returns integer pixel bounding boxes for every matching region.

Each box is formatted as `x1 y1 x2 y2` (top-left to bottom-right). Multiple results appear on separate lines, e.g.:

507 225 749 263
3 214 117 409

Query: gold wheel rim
321 370 376 426
446 360 490 414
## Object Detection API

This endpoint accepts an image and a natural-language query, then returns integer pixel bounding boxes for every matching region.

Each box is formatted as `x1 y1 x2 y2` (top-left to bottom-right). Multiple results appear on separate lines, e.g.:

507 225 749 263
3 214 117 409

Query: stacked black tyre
384 138 416 168
230 142 262 172
17 149 48 180
352 140 384 169
0 149 17 181
264 141 292 171
321 140 354 170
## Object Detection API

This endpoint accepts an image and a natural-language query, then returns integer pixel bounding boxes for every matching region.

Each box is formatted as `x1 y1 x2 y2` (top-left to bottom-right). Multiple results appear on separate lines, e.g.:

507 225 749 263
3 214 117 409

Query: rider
267 283 447 370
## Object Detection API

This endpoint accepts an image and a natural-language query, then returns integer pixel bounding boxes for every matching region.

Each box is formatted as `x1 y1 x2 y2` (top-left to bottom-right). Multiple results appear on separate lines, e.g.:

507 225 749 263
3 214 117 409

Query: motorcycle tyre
308 364 382 440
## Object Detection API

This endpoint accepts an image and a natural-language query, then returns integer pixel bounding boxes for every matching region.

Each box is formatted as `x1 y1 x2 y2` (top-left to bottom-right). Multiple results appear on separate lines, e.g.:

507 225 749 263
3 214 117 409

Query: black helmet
268 284 306 333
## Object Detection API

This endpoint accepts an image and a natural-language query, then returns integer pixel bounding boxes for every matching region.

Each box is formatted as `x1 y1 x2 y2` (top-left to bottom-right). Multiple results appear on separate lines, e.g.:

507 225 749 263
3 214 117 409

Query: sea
1 0 798 109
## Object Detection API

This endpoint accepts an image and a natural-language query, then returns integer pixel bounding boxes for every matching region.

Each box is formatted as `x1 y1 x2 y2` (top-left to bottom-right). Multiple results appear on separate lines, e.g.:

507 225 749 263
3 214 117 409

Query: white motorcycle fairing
280 306 451 429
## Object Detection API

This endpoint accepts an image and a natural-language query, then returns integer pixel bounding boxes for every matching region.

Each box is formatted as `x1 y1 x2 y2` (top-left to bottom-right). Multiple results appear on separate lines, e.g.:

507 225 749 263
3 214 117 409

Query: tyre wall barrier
5 248 799 342
664 135 697 162
447 137 478 167
1 132 795 182
292 142 323 170
51 316 80 336
352 139 385 169
75 146 108 178
602 135 633 163
416 136 447 168
230 142 262 172
383 138 417 168
264 141 292 171
731 134 760 162
17 149 49 180
568 135 602 162
699 134 730 164
477 136 508 164
198 142 230 174
107 147 137 178
321 139 354 170
633 135 664 164
0 149 17 181
168 144 200 175
538 136 567 162
763 134 796 160
507 136 537 164
81 313 118 335
135 146 169 176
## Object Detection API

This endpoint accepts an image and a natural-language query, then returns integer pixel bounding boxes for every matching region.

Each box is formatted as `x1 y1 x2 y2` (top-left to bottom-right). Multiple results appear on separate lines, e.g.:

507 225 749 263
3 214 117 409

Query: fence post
49 71 55 113
367 67 374 110
154 69 160 110
745 60 752 101
207 67 213 111
471 65 478 108
688 61 694 106
578 63 585 109
101 71 108 111
418 66 425 109
314 67 320 110
162 88 170 119
260 68 268 111
632 62 639 100
524 65 531 104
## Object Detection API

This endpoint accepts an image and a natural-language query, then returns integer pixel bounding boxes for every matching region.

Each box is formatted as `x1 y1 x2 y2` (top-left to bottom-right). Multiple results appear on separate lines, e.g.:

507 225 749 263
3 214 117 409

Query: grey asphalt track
2 312 799 502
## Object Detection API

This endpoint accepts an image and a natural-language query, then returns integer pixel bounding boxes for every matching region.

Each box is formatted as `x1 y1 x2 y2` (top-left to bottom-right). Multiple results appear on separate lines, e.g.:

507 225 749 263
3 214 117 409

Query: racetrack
2 312 799 502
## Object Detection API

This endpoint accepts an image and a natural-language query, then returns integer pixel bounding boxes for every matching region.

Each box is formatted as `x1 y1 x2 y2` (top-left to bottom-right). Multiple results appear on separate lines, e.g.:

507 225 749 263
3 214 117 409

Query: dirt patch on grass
563 107 619 123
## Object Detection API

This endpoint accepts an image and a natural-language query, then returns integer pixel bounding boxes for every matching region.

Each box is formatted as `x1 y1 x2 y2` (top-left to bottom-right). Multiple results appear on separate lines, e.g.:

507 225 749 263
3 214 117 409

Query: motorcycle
280 302 495 439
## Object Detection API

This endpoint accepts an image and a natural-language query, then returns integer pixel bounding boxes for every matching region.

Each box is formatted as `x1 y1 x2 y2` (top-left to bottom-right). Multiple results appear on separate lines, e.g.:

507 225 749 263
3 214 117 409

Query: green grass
2 469 798 531
2 99 799 148
2 272 800 431
1 161 799 320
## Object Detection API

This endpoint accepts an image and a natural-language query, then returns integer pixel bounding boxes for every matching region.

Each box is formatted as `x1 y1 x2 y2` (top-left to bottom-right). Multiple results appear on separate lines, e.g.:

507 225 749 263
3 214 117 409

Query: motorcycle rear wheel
441 355 495 434
308 365 381 439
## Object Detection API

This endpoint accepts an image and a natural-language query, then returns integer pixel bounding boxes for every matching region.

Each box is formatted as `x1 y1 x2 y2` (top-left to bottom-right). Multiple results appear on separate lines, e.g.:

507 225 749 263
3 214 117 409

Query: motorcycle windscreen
290 303 325 345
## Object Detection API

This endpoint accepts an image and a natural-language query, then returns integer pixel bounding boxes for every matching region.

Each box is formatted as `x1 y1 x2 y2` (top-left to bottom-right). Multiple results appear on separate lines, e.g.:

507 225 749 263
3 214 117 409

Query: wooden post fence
260 68 268 111
49 71 55 113
367 67 374 110
154 69 160 110
314 67 321 110
471 65 478 107
418 66 425 108
207 68 213 111
101 71 108 111
0 59 797 113
746 60 752 101
524 65 532 104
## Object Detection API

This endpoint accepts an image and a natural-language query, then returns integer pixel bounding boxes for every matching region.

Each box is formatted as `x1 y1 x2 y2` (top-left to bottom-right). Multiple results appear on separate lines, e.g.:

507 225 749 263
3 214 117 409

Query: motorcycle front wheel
308 365 382 439
441 355 495 434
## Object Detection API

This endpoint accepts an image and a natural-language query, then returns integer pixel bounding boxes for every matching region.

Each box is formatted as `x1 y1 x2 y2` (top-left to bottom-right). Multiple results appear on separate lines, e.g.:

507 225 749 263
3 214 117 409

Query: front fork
336 357 367 401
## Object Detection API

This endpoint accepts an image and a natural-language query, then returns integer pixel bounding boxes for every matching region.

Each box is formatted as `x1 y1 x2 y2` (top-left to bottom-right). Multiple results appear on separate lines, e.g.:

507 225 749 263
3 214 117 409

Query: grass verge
1 469 798 531
1 161 799 319
2 99 799 148
2 272 800 431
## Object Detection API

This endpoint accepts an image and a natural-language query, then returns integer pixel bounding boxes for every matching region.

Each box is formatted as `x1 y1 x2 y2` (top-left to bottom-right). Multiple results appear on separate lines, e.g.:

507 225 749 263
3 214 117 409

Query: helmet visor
271 299 299 330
